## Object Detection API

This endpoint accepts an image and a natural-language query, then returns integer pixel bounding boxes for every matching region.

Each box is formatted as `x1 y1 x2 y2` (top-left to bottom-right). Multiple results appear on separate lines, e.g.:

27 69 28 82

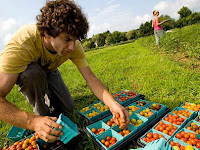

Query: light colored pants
16 63 74 116
154 30 164 45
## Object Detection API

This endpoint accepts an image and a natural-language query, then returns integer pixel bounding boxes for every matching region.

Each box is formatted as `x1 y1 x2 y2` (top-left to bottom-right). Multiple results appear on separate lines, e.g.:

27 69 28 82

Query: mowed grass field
1 40 200 149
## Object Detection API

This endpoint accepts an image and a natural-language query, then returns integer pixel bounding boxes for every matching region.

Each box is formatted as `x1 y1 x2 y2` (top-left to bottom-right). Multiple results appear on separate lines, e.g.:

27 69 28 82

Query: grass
1 40 200 149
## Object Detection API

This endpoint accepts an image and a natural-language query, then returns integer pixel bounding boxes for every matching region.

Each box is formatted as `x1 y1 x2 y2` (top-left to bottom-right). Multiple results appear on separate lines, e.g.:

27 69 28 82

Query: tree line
82 6 200 51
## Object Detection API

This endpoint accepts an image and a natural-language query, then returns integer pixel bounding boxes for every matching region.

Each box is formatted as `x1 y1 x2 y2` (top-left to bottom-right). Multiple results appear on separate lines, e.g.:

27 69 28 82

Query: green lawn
1 41 200 149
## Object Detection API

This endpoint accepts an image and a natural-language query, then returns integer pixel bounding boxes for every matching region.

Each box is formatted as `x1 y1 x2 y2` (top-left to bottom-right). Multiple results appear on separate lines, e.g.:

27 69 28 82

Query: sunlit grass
1 40 200 149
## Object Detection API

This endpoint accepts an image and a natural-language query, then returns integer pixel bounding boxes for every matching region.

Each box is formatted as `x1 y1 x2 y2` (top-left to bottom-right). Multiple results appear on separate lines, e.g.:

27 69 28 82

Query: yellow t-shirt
0 24 88 74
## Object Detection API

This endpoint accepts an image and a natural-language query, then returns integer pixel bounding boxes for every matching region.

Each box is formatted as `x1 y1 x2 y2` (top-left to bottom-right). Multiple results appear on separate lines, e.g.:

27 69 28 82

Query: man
0 0 129 143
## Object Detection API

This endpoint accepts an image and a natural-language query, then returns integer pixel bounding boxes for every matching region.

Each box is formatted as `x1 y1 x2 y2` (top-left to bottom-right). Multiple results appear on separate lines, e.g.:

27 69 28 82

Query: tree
125 30 137 40
138 21 153 37
82 40 95 50
105 31 126 45
175 17 187 28
105 34 114 45
159 15 176 30
112 31 126 43
186 12 200 25
92 34 106 47
178 6 192 18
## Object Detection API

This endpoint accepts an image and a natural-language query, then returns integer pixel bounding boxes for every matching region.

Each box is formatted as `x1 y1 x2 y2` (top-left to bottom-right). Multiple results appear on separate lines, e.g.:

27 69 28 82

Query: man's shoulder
10 24 40 45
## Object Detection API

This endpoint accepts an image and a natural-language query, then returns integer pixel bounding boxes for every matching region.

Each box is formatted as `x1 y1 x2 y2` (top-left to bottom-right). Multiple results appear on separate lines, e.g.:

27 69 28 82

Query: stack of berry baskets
173 128 200 149
113 90 140 106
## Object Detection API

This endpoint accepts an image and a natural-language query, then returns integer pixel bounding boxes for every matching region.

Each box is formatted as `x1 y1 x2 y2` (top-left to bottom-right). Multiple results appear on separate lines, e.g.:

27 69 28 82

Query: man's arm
0 72 63 142
79 66 129 129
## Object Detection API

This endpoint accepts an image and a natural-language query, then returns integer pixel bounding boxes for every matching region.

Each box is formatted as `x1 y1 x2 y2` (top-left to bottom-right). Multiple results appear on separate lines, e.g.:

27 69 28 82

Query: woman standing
152 10 166 48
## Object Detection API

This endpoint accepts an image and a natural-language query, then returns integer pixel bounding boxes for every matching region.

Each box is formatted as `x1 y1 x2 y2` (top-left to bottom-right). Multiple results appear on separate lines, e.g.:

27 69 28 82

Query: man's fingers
118 109 130 129
48 117 58 122
119 110 126 123
112 114 119 125
39 130 60 143
43 125 63 137
45 117 62 129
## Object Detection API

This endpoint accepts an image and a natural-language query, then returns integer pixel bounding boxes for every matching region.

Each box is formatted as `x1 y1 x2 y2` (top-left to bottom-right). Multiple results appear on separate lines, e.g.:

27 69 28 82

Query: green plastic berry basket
167 137 198 150
82 107 102 122
96 129 124 150
56 114 79 144
162 112 188 128
89 101 111 117
145 102 166 117
111 123 137 141
136 107 156 123
140 129 170 146
184 120 200 135
129 113 148 131
86 120 110 137
171 107 196 122
126 103 145 115
180 102 199 114
132 99 151 108
6 126 29 141
152 120 180 138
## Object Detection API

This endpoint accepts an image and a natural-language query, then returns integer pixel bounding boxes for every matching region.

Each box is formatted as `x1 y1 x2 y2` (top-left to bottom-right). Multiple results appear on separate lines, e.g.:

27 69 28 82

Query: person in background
0 0 129 143
152 10 166 49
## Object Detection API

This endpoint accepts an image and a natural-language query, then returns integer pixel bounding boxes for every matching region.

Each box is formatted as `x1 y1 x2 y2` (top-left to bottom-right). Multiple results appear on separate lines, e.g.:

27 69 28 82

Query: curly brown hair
36 0 89 40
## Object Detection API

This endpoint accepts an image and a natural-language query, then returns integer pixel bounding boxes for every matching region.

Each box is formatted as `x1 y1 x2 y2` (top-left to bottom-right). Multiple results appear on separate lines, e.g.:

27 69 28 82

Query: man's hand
109 101 130 129
32 116 63 143
79 66 130 129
